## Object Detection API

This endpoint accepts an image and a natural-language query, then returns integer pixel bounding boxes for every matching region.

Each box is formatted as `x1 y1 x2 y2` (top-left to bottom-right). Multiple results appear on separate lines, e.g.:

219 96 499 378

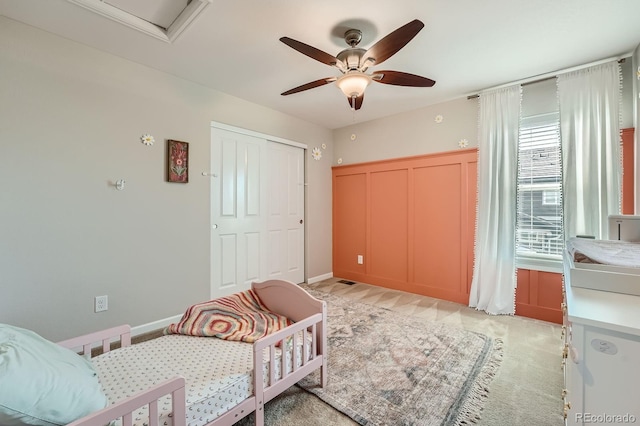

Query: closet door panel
211 124 306 298
266 142 305 283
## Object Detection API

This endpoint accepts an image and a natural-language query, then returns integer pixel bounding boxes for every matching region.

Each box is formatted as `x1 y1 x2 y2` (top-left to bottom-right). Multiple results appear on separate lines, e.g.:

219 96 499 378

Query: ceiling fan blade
362 19 424 67
372 70 435 87
346 93 364 110
280 37 345 69
281 77 337 96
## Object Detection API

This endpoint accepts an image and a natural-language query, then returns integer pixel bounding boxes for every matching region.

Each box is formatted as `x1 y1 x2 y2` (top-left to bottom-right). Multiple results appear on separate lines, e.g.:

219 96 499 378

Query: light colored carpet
297 287 503 425
237 278 564 426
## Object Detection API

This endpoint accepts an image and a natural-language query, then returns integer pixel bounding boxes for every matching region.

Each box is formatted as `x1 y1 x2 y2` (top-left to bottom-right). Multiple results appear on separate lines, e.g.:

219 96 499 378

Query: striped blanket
165 289 292 343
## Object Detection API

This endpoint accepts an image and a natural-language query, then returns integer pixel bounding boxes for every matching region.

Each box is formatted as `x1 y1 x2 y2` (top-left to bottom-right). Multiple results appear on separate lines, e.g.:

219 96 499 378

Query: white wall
0 17 333 341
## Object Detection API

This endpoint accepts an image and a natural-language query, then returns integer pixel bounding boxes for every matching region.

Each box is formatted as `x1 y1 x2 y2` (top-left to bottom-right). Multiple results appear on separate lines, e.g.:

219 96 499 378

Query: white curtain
470 85 521 315
557 61 621 240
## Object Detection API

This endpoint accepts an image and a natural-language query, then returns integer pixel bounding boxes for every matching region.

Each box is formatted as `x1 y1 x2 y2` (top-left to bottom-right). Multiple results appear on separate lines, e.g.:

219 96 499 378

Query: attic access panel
105 0 187 29
67 0 211 42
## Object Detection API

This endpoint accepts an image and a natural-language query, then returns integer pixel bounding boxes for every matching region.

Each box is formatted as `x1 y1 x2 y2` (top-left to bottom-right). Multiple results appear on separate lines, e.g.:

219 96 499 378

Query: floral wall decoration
167 139 189 183
311 147 322 160
434 114 443 123
458 138 469 148
141 134 155 146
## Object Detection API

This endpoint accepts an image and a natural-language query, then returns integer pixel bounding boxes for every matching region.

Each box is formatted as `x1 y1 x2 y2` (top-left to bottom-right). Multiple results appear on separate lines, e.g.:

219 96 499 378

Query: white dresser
563 259 640 425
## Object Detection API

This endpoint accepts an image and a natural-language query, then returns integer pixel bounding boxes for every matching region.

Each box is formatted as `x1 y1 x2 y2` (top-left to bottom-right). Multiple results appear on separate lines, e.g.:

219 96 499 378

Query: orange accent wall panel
622 128 635 214
333 173 367 277
515 269 562 324
333 149 477 304
413 164 463 300
466 161 478 295
370 170 409 285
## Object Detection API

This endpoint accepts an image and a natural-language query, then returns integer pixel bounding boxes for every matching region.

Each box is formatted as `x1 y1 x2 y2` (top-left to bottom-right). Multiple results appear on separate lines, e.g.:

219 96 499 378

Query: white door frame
211 122 307 149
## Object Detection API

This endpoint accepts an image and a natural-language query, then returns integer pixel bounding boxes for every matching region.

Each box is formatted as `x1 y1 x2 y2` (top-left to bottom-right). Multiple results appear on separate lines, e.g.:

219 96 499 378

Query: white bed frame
57 280 327 426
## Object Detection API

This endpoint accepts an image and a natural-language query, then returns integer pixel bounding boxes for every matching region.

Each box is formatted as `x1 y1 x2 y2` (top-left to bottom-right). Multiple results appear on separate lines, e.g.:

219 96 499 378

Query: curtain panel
557 61 622 240
470 85 521 315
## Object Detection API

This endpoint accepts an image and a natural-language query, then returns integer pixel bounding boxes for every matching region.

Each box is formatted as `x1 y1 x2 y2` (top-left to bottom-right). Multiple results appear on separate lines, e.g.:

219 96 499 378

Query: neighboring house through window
516 111 563 265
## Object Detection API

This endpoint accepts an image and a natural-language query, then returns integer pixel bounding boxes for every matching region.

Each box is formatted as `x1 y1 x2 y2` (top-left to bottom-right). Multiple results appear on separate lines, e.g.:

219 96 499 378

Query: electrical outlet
357 255 364 265
95 295 108 313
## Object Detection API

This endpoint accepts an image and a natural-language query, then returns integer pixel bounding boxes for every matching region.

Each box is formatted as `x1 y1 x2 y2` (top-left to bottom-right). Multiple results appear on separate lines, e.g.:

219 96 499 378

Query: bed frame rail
251 311 325 426
57 324 132 358
66 377 186 426
58 325 185 426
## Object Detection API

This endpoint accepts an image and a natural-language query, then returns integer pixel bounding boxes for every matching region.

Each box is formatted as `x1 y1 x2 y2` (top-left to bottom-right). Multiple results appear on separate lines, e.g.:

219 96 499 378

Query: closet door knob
299 219 303 224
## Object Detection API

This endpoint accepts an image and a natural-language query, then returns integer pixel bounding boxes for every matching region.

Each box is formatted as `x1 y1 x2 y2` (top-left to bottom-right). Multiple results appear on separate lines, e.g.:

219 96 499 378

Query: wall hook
201 172 218 177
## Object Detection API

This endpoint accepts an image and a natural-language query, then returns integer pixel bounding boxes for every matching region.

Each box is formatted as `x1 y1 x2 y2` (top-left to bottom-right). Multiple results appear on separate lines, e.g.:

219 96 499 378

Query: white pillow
0 324 108 426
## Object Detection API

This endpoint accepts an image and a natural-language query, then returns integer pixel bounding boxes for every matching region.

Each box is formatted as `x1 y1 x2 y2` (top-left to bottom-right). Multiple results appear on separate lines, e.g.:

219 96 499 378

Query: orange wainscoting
333 149 477 305
515 269 563 323
333 148 563 323
622 128 635 214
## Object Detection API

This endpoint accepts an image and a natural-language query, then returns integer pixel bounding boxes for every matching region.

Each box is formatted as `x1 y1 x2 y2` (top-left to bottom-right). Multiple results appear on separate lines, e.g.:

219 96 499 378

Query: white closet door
210 129 267 298
210 125 306 298
266 141 305 284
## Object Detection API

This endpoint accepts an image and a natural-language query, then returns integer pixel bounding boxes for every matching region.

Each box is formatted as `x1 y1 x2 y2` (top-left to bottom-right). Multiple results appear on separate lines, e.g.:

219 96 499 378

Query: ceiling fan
279 19 436 111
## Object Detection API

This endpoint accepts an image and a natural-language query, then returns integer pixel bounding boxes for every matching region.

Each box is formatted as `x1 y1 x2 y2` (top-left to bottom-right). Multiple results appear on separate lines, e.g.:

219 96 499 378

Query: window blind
516 112 563 259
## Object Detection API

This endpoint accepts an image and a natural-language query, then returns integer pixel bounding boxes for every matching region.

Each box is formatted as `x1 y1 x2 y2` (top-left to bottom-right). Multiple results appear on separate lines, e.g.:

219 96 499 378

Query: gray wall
334 59 635 165
0 17 333 341
333 97 479 165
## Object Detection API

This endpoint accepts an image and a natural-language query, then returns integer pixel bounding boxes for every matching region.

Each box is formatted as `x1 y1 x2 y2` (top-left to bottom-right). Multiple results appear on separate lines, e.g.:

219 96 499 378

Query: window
516 112 563 259
542 189 560 206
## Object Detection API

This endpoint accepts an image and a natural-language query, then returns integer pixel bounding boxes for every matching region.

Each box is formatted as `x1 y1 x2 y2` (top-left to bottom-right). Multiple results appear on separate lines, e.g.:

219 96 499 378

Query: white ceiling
2 0 640 129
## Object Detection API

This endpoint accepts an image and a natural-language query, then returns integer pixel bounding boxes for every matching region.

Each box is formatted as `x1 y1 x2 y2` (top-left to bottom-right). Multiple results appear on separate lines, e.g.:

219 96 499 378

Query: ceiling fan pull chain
352 97 357 121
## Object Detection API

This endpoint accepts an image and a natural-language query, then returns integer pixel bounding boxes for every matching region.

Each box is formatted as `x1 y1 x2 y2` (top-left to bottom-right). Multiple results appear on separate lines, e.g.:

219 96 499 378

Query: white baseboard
307 272 333 284
131 314 182 337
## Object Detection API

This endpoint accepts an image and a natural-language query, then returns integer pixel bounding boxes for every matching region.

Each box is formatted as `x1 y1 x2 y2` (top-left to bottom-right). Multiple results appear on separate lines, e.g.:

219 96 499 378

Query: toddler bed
55 279 327 426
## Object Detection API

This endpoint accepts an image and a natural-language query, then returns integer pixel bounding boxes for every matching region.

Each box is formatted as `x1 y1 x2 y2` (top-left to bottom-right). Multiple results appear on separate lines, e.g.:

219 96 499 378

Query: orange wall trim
622 128 635 214
515 269 563 324
332 149 477 306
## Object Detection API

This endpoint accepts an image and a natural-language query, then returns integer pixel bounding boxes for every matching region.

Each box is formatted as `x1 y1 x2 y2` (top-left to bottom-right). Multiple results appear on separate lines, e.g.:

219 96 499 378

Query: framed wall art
167 139 189 183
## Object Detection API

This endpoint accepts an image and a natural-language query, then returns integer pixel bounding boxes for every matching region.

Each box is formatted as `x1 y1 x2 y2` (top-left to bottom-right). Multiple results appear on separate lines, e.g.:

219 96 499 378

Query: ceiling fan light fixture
336 72 371 98
280 19 434 110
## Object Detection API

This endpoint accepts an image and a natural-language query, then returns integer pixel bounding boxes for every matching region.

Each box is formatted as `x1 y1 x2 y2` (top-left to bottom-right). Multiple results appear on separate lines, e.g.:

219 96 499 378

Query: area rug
297 288 503 426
